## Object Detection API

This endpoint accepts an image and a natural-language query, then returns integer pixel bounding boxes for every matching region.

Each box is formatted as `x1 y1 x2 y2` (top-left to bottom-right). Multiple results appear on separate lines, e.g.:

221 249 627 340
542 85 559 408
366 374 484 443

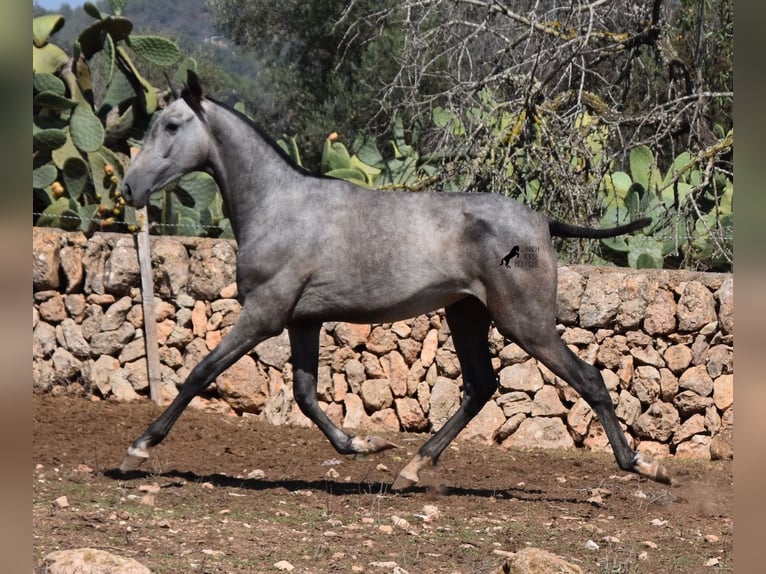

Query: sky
34 0 85 10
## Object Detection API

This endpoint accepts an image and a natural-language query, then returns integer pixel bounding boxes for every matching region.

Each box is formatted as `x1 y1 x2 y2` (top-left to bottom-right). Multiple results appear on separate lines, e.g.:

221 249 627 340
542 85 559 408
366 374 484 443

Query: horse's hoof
392 472 418 491
120 447 149 472
634 454 672 485
365 435 399 452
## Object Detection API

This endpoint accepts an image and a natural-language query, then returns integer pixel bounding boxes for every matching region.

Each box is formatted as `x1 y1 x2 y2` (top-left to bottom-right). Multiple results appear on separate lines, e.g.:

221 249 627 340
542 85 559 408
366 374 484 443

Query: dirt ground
32 395 733 573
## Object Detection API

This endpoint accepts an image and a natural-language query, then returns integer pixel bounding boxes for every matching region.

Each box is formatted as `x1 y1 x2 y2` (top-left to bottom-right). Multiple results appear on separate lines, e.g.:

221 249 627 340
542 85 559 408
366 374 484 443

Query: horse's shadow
104 467 586 505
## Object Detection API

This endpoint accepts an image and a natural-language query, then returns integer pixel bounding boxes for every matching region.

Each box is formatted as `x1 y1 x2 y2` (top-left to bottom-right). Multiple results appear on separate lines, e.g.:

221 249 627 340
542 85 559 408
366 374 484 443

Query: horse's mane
207 96 328 181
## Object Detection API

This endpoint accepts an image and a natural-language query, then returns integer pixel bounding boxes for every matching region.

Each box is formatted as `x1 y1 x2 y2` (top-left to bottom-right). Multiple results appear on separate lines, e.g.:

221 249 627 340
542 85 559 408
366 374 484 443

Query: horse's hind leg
120 302 279 471
494 313 671 484
288 323 398 454
393 297 496 490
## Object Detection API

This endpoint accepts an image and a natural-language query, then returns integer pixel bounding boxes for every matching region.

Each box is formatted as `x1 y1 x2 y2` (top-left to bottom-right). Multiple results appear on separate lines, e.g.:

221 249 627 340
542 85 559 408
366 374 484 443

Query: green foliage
599 142 733 271
33 1 183 234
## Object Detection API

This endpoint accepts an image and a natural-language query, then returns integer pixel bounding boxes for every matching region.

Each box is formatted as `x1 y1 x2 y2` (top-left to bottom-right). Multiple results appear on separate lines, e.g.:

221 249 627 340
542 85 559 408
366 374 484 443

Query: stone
531 385 567 416
562 327 595 346
394 397 428 432
630 346 664 368
678 365 714 396
498 360 544 392
344 358 366 394
498 342 529 365
44 548 152 574
39 294 67 323
254 330 292 369
617 274 649 330
366 326 398 355
659 368 679 402
615 390 642 426
89 355 121 398
151 238 190 297
104 237 140 295
706 345 733 378
112 377 141 402
361 351 385 378
360 379 394 411
89 322 135 356
366 408 400 433
33 230 61 290
595 338 628 370
677 281 716 332
51 347 82 382
672 413 706 446
332 372 348 402
663 344 692 374
58 318 90 359
633 402 679 442
216 355 269 414
397 337 422 366
644 288 676 335
630 366 661 405
435 348 461 378
416 380 430 414
428 377 461 431
191 301 208 337
317 365 333 402
188 241 237 300
343 394 367 429
715 276 733 334
502 417 575 450
124 360 149 392
420 329 439 367
64 293 87 320
675 434 712 459
555 266 585 324
710 427 734 460
333 323 371 349
566 398 594 439
496 391 533 417
457 400 505 443
579 272 623 328
100 296 133 331
494 413 526 442
713 374 733 411
674 390 714 417
500 547 584 574
380 350 409 397
33 321 58 359
59 244 84 292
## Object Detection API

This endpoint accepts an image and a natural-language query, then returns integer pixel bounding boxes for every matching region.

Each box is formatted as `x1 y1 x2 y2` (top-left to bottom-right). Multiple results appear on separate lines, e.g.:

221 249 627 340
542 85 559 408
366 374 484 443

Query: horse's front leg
393 298 495 489
288 322 398 455
120 302 279 471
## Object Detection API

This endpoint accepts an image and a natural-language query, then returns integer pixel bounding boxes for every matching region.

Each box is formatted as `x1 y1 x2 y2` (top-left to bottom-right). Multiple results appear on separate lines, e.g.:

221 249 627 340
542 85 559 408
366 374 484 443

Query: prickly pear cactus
33 1 184 234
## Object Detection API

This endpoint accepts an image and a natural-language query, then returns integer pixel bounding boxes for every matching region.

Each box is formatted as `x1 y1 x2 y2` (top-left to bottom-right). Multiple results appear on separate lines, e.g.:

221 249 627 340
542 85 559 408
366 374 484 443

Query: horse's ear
163 72 179 100
181 69 205 116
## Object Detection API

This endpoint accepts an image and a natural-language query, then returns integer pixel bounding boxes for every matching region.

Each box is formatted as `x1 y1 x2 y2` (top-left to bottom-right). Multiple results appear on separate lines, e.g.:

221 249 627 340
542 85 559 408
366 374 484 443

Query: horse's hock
33 227 734 461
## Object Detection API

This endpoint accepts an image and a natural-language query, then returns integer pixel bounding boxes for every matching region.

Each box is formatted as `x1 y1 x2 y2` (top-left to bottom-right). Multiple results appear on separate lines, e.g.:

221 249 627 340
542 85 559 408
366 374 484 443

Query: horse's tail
548 217 651 239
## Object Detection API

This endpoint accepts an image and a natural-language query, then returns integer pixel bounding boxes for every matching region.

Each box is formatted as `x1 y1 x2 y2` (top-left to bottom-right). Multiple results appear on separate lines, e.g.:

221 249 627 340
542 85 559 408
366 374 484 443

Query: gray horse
120 71 670 488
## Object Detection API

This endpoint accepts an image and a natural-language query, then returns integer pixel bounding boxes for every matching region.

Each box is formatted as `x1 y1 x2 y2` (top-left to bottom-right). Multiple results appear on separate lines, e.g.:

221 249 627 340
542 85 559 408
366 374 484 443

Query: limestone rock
360 379 394 411
44 548 152 574
663 344 692 374
644 288 676 335
380 350 409 397
395 397 428 432
254 330 292 369
500 546 584 574
457 400 505 444
333 323 371 349
555 266 585 324
366 326 398 355
677 281 717 332
531 385 567 416
216 355 269 413
498 360 544 392
580 272 623 328
713 374 733 411
104 237 140 295
502 417 575 450
188 241 237 300
633 402 679 442
33 230 61 290
151 238 190 297
678 365 714 397
673 390 714 417
429 377 461 431
420 329 439 367
715 276 733 334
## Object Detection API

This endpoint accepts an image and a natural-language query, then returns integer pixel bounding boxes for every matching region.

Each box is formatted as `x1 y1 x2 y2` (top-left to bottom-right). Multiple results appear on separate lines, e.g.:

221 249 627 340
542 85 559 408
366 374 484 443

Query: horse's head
121 71 210 208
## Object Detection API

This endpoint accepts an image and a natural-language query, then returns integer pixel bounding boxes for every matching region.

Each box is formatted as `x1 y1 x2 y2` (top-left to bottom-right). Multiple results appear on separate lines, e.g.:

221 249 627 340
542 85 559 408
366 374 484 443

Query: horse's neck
207 105 299 240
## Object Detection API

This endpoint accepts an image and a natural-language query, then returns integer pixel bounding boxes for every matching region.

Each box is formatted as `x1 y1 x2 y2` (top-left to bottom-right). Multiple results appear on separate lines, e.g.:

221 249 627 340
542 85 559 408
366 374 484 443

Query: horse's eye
165 122 179 134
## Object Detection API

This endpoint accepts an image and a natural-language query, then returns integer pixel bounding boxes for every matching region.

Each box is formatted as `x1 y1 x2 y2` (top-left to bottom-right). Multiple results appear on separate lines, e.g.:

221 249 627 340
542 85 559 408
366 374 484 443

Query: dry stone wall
33 228 734 461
